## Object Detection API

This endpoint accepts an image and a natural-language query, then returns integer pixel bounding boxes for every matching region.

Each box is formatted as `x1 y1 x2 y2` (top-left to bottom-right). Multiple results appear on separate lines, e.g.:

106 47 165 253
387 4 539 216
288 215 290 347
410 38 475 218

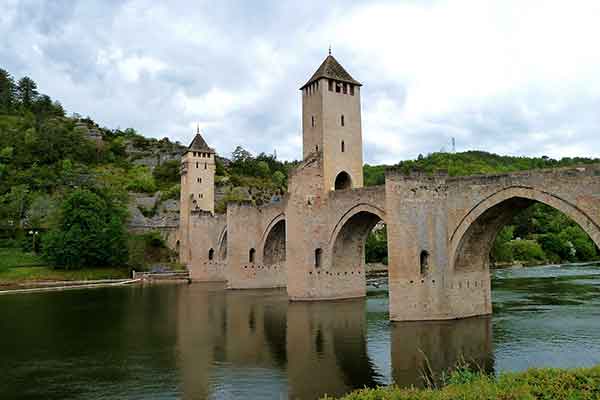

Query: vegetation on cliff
325 364 600 400
0 68 179 274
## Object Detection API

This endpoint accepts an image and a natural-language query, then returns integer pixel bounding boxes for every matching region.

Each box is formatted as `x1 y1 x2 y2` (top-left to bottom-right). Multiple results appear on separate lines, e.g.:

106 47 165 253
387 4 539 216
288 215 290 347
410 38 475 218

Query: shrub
153 160 180 187
510 239 545 262
126 165 157 193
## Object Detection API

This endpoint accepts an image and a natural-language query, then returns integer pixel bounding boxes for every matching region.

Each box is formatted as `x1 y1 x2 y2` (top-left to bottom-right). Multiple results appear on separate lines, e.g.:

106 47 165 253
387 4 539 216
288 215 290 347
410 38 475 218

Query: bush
509 239 545 263
161 184 180 201
153 160 180 187
126 165 157 193
329 365 600 400
42 189 128 268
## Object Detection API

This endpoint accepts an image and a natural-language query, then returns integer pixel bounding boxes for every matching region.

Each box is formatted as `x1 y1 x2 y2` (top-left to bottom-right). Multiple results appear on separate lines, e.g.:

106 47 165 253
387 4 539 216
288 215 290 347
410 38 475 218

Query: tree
33 94 53 119
256 160 270 177
16 76 39 109
153 160 180 187
232 146 252 163
272 171 285 187
0 68 16 114
52 101 65 117
42 189 128 268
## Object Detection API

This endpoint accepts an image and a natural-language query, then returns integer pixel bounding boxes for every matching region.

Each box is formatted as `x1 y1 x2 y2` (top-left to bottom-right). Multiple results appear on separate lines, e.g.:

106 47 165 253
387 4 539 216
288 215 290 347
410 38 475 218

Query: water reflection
391 317 494 387
286 300 381 399
176 287 493 399
2 264 598 400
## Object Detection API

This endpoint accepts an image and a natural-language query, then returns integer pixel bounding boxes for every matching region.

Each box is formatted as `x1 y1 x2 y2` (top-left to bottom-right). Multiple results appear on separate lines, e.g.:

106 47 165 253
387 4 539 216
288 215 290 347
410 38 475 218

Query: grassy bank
326 365 600 400
0 248 130 287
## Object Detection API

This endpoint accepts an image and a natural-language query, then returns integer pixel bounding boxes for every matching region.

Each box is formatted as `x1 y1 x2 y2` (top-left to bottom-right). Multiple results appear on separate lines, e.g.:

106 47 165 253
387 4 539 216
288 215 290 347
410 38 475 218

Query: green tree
491 226 514 263
42 189 128 268
0 68 16 114
272 170 285 187
256 160 270 177
16 76 39 109
232 146 252 163
510 239 545 262
365 225 388 264
153 160 180 187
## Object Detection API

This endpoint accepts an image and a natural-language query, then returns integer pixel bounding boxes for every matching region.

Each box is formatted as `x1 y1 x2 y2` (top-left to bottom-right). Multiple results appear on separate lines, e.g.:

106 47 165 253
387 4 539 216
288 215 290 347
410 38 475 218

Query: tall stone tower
179 129 216 264
300 53 363 192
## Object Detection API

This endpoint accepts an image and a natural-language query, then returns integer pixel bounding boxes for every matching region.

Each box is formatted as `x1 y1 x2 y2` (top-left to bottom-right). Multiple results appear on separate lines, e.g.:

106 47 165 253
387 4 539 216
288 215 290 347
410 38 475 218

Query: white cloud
2 0 600 164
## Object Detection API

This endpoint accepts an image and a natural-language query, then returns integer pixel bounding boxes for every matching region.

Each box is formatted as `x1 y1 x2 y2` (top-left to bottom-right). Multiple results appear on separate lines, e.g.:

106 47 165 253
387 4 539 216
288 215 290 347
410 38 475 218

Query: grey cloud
2 0 599 165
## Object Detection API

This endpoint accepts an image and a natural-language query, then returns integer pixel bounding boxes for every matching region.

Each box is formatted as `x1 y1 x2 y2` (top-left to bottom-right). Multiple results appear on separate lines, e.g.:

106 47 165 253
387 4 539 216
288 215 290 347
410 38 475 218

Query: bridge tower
300 52 364 192
179 129 216 264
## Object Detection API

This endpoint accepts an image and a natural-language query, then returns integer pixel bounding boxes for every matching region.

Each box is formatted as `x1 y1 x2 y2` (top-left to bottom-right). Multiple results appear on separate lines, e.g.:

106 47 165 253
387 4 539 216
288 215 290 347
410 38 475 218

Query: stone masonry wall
386 165 600 321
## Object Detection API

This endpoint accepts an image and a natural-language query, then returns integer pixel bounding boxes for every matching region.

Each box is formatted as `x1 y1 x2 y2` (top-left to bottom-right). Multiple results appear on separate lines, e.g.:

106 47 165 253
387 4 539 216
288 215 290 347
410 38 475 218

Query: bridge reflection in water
176 284 494 399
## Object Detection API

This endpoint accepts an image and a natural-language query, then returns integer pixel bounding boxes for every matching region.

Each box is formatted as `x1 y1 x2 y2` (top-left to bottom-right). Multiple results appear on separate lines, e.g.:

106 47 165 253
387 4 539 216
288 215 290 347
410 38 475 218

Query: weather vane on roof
328 44 332 55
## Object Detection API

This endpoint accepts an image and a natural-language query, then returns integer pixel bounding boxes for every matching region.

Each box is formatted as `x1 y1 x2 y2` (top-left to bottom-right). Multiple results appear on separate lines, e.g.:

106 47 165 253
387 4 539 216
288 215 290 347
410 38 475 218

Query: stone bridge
180 53 600 321
185 163 600 321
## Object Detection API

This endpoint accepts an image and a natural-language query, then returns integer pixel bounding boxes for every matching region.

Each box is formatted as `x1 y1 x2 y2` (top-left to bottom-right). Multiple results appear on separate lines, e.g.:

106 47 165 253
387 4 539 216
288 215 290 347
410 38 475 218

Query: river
1 263 600 399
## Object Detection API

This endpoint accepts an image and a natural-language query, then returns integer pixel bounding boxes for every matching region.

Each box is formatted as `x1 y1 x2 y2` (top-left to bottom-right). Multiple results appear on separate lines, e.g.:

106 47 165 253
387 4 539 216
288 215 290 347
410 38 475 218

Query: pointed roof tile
300 55 361 90
187 133 214 154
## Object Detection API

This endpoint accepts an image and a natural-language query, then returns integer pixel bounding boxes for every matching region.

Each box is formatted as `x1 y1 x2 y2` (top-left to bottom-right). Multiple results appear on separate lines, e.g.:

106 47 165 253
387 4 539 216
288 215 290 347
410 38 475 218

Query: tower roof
300 54 361 90
187 131 215 154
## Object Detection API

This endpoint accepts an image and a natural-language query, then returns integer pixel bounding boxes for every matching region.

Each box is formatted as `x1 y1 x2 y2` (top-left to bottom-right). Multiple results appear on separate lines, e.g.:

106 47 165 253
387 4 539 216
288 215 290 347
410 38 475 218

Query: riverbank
326 364 600 399
0 247 131 290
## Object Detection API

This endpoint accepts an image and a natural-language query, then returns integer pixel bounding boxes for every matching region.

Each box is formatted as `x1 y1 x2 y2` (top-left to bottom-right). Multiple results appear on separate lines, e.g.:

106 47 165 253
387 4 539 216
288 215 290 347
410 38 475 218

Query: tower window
200 193 203 199
341 115 345 127
208 248 214 260
335 82 341 93
315 248 322 268
204 163 207 169
420 250 430 275
196 162 198 168
315 145 319 152
341 141 345 152
343 83 347 94
197 178 201 183
249 248 256 263
350 85 354 96
328 79 333 91
311 116 315 128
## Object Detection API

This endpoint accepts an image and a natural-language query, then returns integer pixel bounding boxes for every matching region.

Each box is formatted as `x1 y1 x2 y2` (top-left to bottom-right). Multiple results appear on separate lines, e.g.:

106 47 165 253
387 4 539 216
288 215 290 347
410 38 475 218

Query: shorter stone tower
179 129 216 264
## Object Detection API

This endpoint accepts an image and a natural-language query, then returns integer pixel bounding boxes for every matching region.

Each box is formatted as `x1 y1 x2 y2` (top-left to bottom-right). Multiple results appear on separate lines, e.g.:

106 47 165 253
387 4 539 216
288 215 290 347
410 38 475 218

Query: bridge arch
450 186 600 272
329 203 386 271
261 214 286 266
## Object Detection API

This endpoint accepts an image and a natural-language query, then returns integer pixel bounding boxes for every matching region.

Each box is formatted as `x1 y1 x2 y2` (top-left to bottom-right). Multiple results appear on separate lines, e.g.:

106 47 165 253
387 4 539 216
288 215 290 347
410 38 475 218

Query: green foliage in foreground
327 365 600 400
42 189 128 268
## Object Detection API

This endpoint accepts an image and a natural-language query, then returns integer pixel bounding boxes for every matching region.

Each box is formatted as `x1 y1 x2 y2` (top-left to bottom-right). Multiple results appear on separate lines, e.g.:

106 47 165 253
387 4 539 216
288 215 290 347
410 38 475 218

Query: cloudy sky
2 0 600 164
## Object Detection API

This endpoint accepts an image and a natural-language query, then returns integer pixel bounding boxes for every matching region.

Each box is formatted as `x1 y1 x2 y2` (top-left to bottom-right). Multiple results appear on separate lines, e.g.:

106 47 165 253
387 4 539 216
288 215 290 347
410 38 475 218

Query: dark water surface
2 263 600 399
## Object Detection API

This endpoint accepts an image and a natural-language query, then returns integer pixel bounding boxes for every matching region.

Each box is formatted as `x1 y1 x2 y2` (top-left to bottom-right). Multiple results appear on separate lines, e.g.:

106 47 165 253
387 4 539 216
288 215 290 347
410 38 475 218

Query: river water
2 263 600 399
